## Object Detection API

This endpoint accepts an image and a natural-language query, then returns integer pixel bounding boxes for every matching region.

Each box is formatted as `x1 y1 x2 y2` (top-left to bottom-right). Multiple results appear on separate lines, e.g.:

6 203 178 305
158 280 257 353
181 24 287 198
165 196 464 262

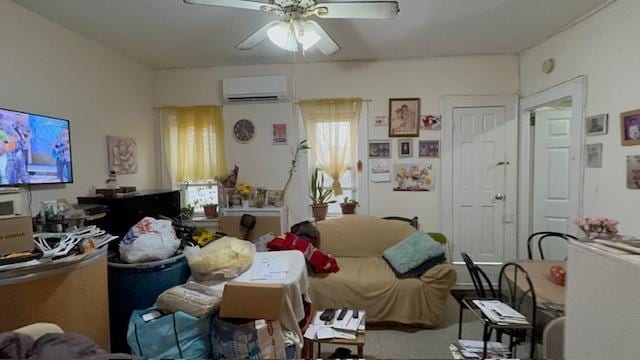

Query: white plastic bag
184 237 255 282
119 217 180 263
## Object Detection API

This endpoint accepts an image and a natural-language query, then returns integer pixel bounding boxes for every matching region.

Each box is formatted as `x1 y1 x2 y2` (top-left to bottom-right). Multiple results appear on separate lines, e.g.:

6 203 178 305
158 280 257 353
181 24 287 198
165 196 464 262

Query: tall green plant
281 139 311 202
310 168 337 205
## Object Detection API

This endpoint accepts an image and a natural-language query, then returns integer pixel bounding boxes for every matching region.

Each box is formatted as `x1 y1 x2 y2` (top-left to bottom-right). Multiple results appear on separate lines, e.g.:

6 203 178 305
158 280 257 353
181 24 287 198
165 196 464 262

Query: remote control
352 310 359 319
320 308 336 322
337 309 348 321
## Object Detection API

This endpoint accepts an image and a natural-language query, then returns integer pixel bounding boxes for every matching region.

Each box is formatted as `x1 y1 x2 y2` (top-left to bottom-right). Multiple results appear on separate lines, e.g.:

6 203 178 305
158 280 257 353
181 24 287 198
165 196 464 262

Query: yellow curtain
300 98 362 195
160 106 227 182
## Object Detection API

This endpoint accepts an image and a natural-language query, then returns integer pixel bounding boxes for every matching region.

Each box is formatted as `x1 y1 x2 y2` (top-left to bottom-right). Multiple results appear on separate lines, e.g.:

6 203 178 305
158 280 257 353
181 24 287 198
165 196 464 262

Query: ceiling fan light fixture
267 21 298 52
294 20 321 50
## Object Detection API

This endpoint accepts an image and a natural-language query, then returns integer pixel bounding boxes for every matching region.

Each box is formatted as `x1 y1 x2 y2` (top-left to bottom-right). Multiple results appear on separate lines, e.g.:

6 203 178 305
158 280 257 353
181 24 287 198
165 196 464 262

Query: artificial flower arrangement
236 181 253 200
573 217 620 239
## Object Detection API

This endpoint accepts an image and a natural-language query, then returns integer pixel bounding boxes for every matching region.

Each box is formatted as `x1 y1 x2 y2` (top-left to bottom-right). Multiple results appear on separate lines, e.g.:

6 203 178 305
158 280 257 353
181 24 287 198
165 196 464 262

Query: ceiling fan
183 0 400 55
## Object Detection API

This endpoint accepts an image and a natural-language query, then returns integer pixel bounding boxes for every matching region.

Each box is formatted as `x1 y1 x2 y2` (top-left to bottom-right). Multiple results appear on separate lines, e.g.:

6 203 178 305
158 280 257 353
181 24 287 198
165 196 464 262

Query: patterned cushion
383 231 445 277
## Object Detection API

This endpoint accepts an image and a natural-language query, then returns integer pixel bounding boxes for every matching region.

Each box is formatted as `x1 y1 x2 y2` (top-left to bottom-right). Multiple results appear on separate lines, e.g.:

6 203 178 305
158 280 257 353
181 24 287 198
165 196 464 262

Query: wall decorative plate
106 135 137 174
233 119 256 143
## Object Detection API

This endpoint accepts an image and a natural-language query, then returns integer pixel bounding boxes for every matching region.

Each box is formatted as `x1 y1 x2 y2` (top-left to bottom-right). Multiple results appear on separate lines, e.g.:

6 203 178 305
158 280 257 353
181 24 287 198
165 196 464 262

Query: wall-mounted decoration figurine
586 114 608 136
107 135 137 174
389 98 420 137
233 118 256 143
621 109 640 146
627 155 640 189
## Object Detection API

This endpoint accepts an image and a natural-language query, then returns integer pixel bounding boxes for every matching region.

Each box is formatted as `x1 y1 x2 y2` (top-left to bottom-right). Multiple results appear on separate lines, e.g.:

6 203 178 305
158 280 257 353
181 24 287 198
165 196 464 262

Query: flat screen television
0 108 73 186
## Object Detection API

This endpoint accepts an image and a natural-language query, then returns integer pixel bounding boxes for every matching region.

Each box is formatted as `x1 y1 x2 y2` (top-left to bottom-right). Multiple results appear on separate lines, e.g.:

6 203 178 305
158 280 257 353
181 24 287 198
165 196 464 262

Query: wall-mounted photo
585 114 608 136
627 155 640 189
420 115 441 130
419 140 440 158
389 98 420 137
272 123 287 145
368 140 391 158
373 115 388 127
398 139 413 158
266 189 284 207
369 159 391 183
393 163 435 192
585 143 603 168
621 109 640 146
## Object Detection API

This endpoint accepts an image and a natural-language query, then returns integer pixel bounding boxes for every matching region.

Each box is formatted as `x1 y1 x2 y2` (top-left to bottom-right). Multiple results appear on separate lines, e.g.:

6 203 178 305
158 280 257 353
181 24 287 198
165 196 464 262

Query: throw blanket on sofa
268 233 339 273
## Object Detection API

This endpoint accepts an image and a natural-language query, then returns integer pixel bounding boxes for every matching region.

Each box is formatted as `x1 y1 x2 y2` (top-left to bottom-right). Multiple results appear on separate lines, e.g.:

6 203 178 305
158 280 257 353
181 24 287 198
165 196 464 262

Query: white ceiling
14 0 609 69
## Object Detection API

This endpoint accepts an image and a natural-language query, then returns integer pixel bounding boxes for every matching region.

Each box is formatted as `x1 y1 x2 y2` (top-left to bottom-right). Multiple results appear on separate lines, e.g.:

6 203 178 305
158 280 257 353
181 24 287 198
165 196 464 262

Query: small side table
304 315 366 359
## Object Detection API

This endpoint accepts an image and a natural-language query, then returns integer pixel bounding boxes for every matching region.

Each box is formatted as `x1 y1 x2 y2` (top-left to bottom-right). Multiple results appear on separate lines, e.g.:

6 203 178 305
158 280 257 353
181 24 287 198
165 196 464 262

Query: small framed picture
398 139 413 158
266 189 284 207
621 109 640 146
272 124 287 145
368 140 391 158
373 116 388 127
420 115 442 130
628 155 640 189
586 114 608 136
585 143 603 168
389 98 420 137
419 140 440 158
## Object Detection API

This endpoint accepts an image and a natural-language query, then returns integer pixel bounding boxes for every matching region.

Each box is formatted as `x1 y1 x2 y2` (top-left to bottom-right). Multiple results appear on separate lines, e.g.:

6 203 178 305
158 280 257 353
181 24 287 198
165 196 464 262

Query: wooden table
303 313 365 359
505 260 565 305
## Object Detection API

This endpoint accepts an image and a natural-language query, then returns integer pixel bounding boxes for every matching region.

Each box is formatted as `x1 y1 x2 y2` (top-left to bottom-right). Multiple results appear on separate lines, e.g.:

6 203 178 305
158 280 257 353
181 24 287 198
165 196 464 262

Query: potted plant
236 181 253 208
340 197 359 215
202 203 218 219
310 168 336 221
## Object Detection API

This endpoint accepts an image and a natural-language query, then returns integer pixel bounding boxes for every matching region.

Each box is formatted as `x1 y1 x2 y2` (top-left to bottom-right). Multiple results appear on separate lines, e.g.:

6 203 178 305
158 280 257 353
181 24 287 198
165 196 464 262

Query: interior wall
520 0 640 236
0 1 156 214
155 55 519 228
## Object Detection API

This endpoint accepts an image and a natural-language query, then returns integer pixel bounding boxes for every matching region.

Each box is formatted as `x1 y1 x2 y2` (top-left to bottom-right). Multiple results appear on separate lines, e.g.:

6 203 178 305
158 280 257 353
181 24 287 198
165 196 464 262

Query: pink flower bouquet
572 217 620 239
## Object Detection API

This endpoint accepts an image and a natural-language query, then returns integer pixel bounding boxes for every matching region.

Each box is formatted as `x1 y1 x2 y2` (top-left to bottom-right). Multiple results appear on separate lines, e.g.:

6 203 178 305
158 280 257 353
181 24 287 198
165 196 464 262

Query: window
318 169 356 215
182 180 218 215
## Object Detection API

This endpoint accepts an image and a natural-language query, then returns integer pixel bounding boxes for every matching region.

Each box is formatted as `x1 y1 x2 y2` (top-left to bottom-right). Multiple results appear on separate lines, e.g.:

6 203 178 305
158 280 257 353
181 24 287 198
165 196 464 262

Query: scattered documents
472 300 529 325
250 258 289 280
303 310 365 341
450 340 510 359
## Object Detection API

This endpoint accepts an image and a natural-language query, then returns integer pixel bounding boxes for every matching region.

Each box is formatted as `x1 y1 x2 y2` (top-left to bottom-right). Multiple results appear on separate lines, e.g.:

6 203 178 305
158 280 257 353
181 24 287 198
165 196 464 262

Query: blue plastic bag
127 308 210 359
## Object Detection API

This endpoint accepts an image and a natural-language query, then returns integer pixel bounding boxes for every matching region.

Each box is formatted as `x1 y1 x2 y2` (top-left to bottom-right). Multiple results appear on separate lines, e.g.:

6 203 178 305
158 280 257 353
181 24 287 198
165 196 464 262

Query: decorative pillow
383 231 445 277
267 233 339 274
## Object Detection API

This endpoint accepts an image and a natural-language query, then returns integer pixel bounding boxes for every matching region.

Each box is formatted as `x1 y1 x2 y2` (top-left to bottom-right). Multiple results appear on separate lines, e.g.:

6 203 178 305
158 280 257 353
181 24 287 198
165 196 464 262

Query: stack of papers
450 340 510 359
250 258 289 280
304 310 365 341
472 300 529 325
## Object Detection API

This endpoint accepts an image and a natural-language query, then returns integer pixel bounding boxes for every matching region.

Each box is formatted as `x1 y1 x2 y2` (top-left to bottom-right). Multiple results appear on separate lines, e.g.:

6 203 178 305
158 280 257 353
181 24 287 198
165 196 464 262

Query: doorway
519 77 585 260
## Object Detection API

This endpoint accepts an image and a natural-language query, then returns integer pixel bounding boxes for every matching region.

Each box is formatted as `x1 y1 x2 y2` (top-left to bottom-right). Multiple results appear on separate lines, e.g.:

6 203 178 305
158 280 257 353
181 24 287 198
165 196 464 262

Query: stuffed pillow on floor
383 231 445 277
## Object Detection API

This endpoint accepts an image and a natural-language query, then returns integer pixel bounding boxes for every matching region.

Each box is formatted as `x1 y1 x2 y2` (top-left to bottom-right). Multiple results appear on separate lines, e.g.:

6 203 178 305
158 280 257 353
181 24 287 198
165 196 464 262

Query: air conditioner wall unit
222 75 289 103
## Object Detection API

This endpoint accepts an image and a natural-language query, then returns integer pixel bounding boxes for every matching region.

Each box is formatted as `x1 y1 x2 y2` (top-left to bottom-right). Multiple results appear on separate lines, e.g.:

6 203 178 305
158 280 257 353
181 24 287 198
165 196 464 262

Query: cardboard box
0 215 34 256
219 282 285 320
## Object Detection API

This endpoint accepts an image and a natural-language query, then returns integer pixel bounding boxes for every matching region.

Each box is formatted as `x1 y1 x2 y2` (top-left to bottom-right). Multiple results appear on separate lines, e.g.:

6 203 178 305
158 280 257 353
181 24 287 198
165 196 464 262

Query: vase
254 188 266 208
241 199 251 208
203 204 218 219
311 204 329 221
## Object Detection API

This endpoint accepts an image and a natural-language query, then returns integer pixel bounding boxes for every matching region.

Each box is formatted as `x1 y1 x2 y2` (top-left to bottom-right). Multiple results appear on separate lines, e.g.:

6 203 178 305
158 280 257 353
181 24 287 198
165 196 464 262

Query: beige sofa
308 216 456 327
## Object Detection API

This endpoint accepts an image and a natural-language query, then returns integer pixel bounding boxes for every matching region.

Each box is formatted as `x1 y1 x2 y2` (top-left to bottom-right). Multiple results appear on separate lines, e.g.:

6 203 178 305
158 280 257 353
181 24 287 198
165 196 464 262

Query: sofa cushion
383 231 445 277
316 216 416 257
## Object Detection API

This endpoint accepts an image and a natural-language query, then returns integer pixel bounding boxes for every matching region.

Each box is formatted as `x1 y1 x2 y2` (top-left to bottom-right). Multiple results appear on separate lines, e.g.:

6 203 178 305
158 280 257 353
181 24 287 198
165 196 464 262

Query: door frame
518 76 586 259
441 95 519 264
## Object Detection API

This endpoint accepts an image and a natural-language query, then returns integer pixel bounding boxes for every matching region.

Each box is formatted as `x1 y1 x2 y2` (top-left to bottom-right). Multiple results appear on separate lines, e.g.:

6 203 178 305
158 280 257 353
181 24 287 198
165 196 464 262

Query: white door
452 107 508 262
532 108 579 258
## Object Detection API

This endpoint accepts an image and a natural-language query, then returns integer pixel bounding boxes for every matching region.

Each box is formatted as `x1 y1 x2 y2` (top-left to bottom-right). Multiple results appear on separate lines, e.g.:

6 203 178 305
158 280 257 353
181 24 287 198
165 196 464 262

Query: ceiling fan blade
183 0 278 13
306 20 340 56
236 20 281 50
313 1 399 19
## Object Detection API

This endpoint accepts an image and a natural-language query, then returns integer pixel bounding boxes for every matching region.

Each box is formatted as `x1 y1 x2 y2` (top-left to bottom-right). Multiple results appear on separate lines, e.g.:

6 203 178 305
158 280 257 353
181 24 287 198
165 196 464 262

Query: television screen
0 108 73 185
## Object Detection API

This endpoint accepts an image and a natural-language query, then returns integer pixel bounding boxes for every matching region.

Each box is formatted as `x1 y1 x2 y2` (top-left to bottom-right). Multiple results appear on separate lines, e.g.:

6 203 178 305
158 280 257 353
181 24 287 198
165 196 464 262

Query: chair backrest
461 252 496 298
527 231 578 260
543 317 565 359
498 262 538 359
382 216 419 229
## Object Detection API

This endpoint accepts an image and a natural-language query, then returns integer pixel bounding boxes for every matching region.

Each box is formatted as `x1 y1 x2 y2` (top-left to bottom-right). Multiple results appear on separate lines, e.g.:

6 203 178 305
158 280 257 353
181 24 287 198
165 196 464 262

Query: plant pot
340 203 357 215
241 199 251 209
311 204 329 221
203 204 218 219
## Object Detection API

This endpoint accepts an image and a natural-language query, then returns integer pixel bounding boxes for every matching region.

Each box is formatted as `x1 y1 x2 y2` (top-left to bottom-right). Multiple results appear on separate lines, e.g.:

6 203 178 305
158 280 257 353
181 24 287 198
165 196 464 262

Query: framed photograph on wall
368 140 391 158
627 155 640 189
266 189 284 207
393 163 435 192
398 139 413 158
621 109 640 146
389 98 420 137
419 140 440 158
585 114 608 136
373 116 388 127
420 115 442 130
585 143 603 168
272 123 287 145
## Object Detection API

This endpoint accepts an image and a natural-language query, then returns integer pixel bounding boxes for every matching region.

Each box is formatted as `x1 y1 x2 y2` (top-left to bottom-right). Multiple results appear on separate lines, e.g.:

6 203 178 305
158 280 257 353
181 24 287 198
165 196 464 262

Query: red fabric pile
267 233 339 273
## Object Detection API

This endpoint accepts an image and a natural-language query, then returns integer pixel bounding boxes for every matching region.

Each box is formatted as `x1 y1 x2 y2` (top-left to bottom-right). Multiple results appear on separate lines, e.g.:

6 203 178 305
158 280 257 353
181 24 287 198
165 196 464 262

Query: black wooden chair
527 231 578 260
458 252 496 339
498 262 538 359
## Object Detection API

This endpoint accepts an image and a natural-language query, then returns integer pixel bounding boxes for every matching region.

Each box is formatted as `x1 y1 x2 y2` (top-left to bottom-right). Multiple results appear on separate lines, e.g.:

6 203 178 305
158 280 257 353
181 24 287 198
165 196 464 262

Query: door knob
495 193 505 200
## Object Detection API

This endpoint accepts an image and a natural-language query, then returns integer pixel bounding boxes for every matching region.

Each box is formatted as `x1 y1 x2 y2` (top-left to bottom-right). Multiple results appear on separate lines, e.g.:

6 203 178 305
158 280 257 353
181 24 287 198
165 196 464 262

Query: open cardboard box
0 215 34 256
219 282 285 320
